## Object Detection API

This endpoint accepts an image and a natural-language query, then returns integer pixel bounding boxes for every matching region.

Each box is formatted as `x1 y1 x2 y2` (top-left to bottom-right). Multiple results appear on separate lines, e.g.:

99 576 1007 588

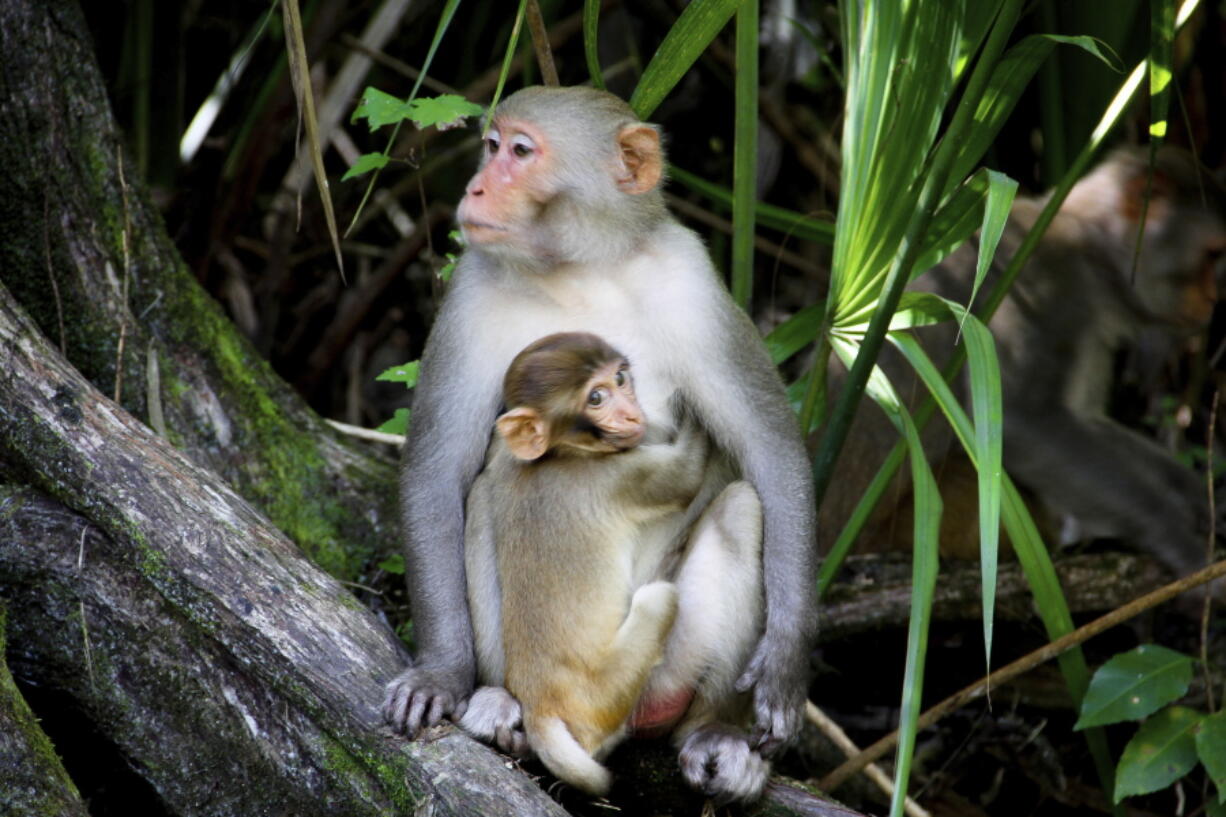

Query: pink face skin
581 360 644 452
456 118 550 249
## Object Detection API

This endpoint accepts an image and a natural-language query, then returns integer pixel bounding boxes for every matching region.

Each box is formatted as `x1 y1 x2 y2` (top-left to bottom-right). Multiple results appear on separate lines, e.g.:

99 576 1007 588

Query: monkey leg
636 480 769 801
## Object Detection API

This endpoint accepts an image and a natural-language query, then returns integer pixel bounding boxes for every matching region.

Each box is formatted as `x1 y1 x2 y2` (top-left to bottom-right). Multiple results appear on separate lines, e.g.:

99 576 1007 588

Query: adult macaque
382 87 817 801
826 147 1225 577
461 331 737 795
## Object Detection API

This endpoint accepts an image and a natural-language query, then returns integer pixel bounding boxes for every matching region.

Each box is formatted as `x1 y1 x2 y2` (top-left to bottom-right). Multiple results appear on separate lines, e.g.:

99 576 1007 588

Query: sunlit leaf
1076 645 1194 730
352 86 414 131
378 553 406 575
765 301 826 366
375 408 410 436
408 94 483 130
1114 706 1201 802
376 361 420 387
341 152 389 182
1196 710 1226 803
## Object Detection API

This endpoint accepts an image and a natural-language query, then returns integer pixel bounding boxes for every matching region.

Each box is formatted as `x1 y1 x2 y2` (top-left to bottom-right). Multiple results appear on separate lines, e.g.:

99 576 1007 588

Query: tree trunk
0 605 90 817
0 283 571 816
0 0 396 582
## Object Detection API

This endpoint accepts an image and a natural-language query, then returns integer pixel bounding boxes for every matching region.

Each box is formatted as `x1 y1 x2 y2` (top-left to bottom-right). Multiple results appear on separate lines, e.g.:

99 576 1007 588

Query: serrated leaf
378 553 406 575
376 361 420 387
1197 710 1226 803
407 94 484 130
376 408 410 436
1114 706 1202 802
352 86 414 131
1076 645 1194 729
341 152 390 182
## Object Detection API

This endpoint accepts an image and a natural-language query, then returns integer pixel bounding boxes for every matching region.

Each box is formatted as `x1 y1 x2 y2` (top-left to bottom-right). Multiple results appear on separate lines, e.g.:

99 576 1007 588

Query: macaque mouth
460 219 508 234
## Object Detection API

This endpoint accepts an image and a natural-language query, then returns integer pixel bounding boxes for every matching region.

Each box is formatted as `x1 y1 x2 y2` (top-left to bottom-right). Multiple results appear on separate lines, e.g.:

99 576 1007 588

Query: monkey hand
382 663 472 737
734 637 808 757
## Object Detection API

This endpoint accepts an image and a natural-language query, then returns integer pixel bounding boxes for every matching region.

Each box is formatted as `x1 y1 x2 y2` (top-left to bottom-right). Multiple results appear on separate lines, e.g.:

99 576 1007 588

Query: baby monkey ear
616 124 663 195
497 407 550 461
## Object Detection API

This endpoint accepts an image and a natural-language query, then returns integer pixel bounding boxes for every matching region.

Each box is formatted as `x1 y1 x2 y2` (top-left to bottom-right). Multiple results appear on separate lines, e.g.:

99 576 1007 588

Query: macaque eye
588 388 608 407
614 369 627 387
485 136 500 155
510 135 536 159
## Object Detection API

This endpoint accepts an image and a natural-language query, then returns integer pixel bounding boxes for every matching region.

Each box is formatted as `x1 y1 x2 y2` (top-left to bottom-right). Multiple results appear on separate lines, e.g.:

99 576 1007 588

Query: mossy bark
0 287 570 816
0 0 395 581
0 605 90 817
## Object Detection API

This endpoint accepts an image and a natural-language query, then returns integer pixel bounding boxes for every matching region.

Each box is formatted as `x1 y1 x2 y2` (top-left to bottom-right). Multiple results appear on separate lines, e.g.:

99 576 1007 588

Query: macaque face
457 118 553 249
579 360 644 452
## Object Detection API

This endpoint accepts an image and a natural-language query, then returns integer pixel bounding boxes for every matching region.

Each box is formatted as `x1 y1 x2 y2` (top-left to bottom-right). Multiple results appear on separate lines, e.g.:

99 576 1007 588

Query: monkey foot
679 723 769 803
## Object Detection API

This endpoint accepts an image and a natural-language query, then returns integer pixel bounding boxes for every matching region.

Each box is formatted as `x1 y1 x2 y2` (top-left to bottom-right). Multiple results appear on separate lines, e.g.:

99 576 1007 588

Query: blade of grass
668 166 835 244
731 1 758 311
281 0 344 279
629 0 743 119
584 0 605 89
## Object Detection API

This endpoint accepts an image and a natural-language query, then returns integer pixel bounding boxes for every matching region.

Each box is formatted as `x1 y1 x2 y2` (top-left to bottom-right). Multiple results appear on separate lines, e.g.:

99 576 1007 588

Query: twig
819 557 1226 792
526 0 560 86
114 143 132 404
325 419 404 446
806 702 930 817
1203 388 1220 713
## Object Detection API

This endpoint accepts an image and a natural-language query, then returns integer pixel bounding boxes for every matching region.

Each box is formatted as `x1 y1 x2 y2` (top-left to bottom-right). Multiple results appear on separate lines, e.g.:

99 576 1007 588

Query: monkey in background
826 146 1225 578
383 86 812 802
460 332 717 795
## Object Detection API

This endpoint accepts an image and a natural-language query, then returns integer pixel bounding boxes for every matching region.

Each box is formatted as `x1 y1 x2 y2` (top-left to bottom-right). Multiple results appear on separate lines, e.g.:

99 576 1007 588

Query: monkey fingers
678 722 769 803
734 641 806 757
382 668 465 736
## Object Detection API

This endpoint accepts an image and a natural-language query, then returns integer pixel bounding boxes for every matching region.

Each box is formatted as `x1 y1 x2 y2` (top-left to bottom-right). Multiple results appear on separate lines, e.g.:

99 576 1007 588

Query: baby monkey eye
588 388 607 407
614 369 627 387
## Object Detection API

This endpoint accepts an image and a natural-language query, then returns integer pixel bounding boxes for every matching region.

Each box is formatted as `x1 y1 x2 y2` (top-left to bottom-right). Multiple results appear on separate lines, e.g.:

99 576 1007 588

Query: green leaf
1076 645 1195 730
352 86 414 131
1197 710 1226 803
376 408 410 436
668 165 834 244
376 361 420 387
407 94 483 130
629 0 742 119
765 301 826 366
341 152 390 182
1208 798 1226 817
378 553 406 575
584 0 605 89
730 0 759 312
1114 706 1202 803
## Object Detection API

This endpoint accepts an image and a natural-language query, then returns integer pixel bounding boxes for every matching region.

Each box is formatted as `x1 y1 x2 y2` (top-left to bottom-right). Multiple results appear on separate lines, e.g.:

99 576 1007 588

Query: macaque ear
616 124 663 195
1121 166 1173 229
496 408 550 461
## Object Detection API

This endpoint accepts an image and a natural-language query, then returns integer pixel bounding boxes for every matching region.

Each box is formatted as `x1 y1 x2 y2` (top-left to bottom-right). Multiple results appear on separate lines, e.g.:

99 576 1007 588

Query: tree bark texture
0 0 396 581
0 283 573 816
0 604 90 817
819 552 1168 642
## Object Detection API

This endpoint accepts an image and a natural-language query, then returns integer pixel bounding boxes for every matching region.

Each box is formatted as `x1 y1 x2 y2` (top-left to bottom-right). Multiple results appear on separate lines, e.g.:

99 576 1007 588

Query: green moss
321 734 422 812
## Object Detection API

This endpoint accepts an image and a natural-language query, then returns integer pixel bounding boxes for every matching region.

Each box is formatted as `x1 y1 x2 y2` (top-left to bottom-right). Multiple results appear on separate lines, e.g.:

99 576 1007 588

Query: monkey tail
527 715 612 796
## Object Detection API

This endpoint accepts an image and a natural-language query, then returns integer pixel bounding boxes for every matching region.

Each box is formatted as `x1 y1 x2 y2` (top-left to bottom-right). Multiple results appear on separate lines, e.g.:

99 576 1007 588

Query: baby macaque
462 331 710 795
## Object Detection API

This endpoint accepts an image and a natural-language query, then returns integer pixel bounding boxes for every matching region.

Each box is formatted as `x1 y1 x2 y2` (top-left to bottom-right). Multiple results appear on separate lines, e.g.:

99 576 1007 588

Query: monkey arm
385 276 505 735
673 272 819 754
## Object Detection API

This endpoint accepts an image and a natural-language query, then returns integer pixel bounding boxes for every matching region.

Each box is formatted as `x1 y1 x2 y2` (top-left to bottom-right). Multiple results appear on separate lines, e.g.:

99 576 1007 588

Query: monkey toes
457 686 527 756
678 723 769 803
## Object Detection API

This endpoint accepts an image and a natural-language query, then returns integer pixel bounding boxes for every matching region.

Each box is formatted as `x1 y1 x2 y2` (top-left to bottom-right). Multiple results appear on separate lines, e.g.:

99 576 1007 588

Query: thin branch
526 0 560 86
820 557 1226 792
